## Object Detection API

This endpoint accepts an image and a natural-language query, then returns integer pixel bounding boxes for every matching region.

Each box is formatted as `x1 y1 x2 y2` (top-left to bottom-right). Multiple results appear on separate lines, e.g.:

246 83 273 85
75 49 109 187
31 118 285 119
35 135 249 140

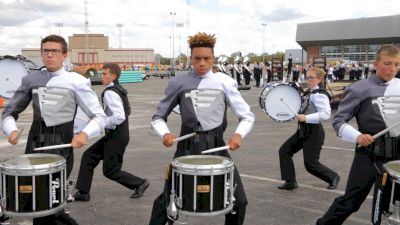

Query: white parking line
322 145 354 151
240 173 373 200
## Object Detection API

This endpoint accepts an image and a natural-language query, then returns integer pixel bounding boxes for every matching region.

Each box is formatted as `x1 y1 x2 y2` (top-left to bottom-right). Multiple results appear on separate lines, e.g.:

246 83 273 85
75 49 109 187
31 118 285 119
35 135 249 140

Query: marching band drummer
149 32 254 225
278 67 340 191
1 35 106 225
317 45 400 225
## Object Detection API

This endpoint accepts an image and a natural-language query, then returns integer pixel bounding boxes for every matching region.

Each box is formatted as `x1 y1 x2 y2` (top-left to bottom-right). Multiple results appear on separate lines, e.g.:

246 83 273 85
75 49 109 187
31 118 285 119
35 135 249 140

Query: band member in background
278 67 340 191
74 63 149 202
149 32 254 225
234 56 243 86
253 62 262 87
243 60 252 86
2 34 106 225
316 45 400 225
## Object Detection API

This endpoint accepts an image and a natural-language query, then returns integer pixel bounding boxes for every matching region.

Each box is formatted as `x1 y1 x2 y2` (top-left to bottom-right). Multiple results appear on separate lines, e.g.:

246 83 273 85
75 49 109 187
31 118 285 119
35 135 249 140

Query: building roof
296 14 400 48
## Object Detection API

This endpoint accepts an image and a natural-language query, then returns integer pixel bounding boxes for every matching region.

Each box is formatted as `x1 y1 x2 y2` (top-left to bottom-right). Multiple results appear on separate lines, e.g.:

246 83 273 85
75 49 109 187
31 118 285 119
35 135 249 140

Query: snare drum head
0 58 29 98
172 155 233 171
385 161 400 179
260 82 302 122
0 153 65 172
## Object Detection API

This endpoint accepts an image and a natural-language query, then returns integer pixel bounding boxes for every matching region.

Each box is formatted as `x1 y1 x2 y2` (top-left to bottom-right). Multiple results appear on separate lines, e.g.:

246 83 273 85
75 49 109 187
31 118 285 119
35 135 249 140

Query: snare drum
383 161 400 224
259 82 302 122
0 154 67 217
170 155 234 216
0 56 37 99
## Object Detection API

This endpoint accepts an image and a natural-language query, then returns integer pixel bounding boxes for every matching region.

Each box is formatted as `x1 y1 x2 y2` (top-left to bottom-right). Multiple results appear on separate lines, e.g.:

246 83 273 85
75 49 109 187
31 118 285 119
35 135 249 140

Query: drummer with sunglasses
149 32 254 225
278 67 340 191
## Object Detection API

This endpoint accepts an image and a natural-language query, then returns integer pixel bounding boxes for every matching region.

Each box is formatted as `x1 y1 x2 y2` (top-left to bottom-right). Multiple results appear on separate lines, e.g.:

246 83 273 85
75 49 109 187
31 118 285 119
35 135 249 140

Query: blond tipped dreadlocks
188 32 216 50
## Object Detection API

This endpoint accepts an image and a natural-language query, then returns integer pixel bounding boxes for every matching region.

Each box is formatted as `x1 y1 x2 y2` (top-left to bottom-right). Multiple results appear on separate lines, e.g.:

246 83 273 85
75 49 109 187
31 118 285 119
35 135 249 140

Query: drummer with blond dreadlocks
149 32 254 225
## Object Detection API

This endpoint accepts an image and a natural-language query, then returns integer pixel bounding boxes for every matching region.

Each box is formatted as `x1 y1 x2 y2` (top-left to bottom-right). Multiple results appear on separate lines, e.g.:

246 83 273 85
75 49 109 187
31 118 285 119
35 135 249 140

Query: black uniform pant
254 73 261 87
244 73 251 85
316 150 384 225
148 166 247 225
75 135 144 193
25 129 77 225
149 130 247 225
279 124 337 184
236 72 242 85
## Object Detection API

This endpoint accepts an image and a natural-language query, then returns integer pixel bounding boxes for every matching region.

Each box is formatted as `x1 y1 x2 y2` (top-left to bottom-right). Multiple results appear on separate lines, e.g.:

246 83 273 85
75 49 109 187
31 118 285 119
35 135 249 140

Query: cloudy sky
0 0 399 58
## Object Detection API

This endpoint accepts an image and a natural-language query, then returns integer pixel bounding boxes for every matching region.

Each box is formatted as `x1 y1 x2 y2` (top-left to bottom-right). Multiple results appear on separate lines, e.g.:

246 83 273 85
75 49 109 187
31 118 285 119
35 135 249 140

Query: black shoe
327 175 340 189
130 179 150 198
278 181 298 190
73 191 90 202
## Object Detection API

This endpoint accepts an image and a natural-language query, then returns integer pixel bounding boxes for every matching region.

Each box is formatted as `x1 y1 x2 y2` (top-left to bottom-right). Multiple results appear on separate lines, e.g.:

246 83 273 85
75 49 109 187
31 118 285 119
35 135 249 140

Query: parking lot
0 73 371 225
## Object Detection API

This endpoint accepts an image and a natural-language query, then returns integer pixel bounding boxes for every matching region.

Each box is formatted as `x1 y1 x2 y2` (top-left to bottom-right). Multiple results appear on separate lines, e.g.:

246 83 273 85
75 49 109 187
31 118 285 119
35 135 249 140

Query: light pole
170 12 176 68
55 23 63 36
262 23 266 64
116 23 123 49
176 23 184 66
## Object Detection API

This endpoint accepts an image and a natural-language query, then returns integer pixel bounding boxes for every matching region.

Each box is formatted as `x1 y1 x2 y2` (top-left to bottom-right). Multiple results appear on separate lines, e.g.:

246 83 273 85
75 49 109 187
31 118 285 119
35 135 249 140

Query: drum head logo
52 178 60 204
276 112 290 118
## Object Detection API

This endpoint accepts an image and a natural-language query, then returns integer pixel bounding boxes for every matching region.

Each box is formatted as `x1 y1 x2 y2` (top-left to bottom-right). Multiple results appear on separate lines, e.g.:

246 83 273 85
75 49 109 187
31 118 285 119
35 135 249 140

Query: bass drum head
0 58 29 98
261 83 302 122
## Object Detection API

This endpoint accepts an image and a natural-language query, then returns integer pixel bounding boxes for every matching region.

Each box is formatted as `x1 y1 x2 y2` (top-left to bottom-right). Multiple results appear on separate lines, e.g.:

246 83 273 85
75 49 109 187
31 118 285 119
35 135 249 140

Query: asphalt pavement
0 73 371 225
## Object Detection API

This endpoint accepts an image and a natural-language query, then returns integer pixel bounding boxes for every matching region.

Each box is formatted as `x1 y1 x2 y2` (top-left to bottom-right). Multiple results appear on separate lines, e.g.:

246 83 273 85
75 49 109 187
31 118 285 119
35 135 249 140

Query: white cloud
0 0 399 57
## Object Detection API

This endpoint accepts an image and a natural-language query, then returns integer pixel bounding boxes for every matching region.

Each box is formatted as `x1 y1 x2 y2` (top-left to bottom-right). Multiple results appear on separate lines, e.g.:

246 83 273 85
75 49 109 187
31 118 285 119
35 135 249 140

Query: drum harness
297 88 331 138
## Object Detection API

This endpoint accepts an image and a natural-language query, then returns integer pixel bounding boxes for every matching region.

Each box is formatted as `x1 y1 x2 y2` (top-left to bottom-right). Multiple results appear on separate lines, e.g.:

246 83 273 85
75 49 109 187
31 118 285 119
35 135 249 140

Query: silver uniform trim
36 87 77 127
187 89 226 131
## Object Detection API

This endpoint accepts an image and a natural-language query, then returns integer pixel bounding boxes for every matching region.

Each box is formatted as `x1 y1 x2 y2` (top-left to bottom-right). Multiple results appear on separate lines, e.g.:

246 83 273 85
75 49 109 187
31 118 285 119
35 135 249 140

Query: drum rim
172 155 234 171
259 82 302 123
384 160 400 179
0 153 66 172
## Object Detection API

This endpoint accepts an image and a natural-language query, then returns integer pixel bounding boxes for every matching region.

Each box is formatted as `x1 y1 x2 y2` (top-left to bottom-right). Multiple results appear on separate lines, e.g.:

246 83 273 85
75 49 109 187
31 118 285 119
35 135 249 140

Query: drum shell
171 155 234 216
0 154 67 217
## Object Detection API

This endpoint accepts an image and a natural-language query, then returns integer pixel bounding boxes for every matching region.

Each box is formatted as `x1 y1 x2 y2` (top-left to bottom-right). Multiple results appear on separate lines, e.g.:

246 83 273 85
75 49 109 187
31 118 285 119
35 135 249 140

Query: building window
321 46 342 59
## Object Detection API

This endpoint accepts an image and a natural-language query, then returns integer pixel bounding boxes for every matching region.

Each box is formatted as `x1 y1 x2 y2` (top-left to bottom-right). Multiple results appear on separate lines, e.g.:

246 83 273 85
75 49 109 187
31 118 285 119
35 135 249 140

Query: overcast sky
0 0 399 58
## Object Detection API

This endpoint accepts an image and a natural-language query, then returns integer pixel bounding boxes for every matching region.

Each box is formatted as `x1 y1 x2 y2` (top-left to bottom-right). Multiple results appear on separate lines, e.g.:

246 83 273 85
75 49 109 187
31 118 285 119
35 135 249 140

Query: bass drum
0 55 37 99
259 82 302 122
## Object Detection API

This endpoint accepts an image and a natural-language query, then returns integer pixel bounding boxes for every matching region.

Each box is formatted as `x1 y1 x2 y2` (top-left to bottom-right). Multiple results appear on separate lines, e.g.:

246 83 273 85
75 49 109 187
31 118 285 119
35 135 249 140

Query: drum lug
167 192 178 220
388 200 400 224
230 184 238 215
66 180 75 202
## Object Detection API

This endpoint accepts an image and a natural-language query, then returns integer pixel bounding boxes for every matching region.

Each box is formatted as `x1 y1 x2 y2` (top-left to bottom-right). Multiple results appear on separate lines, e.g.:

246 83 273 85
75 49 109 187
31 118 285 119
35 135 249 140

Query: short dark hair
41 35 68 53
102 63 121 80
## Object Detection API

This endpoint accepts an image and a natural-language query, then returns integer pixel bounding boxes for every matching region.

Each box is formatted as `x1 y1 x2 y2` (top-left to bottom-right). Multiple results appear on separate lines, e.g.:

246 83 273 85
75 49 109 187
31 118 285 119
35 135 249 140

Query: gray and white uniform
149 70 254 225
317 75 400 225
2 67 106 176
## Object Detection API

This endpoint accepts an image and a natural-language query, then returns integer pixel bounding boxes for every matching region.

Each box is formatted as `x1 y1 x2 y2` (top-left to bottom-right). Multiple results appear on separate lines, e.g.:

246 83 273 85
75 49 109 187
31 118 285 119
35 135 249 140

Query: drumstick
16 128 24 139
164 163 169 180
201 145 230 154
280 98 298 115
172 132 196 143
33 143 72 151
358 120 400 147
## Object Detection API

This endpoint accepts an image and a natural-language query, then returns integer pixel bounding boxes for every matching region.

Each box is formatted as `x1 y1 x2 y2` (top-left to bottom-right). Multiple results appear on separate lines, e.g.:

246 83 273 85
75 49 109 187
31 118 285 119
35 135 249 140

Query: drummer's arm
225 79 255 150
333 86 362 144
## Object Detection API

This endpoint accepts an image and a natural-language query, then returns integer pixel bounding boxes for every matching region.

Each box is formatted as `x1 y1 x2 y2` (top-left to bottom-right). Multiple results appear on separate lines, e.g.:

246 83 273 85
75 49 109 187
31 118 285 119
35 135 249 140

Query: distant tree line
157 51 285 66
